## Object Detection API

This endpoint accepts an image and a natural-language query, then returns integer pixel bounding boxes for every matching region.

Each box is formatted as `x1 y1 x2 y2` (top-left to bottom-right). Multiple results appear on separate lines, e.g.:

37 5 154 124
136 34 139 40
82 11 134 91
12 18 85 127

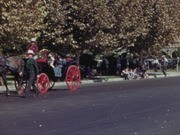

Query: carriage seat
36 57 65 78
36 58 48 63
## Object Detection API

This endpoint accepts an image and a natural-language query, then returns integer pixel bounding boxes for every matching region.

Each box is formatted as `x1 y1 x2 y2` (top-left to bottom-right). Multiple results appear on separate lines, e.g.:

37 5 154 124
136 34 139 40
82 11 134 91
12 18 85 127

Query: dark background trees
0 0 179 56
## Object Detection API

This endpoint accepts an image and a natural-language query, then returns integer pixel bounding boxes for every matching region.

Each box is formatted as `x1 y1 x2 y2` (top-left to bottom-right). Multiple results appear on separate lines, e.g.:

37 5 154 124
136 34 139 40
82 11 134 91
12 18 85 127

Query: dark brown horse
0 55 24 96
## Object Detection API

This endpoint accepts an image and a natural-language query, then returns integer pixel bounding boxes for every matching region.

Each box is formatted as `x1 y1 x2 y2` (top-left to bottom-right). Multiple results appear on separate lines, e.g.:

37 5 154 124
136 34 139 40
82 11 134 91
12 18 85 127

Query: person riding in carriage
26 38 39 60
47 52 66 78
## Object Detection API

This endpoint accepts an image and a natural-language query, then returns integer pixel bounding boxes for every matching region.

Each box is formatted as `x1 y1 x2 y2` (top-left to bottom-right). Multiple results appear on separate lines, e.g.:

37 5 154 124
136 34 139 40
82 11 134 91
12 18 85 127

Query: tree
0 0 46 55
112 0 179 56
41 0 118 55
132 0 179 56
0 0 179 56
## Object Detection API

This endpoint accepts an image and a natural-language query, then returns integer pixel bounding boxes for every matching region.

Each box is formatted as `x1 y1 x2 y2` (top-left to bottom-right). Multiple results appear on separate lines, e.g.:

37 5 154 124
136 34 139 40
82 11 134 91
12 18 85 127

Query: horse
0 55 25 96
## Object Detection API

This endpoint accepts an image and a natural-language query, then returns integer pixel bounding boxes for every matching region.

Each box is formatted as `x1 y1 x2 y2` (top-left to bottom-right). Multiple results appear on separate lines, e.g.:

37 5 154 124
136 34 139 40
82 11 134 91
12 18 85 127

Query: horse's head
7 56 25 76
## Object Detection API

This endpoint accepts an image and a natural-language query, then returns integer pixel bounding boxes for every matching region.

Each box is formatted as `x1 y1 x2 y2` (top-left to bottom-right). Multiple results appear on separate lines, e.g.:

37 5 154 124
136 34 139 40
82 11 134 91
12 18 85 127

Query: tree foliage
0 0 45 54
0 0 179 56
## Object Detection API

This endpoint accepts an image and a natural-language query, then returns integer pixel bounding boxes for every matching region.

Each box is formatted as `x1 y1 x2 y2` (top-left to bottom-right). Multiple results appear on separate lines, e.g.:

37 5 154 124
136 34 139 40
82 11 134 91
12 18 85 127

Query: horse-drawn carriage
0 49 81 96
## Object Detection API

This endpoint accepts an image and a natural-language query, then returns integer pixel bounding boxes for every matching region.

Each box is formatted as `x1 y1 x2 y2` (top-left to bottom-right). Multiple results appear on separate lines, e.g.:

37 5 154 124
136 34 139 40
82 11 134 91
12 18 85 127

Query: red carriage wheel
65 65 81 91
36 73 50 93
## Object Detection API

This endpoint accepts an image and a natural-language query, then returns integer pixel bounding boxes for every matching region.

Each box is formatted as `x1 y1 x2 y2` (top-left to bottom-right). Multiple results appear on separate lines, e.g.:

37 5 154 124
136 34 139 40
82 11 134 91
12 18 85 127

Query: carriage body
34 54 81 93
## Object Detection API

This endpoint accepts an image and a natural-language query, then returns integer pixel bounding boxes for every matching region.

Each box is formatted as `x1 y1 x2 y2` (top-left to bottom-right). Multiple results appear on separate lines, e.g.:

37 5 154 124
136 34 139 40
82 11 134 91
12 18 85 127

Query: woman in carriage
47 52 66 78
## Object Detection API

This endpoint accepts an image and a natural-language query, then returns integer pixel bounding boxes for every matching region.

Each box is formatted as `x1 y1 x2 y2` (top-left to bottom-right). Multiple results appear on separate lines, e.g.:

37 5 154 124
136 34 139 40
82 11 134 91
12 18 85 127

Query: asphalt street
0 76 180 135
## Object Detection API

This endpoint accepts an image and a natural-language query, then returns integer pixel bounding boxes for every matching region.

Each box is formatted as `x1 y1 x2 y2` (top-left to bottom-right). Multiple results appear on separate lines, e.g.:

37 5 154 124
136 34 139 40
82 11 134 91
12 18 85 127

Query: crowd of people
80 53 180 81
119 55 173 80
77 51 180 81
121 66 149 80
119 58 149 80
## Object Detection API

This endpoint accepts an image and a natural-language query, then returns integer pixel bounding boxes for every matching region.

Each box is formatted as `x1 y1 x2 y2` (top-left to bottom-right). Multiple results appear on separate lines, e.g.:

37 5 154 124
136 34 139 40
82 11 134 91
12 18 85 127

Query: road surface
0 76 180 135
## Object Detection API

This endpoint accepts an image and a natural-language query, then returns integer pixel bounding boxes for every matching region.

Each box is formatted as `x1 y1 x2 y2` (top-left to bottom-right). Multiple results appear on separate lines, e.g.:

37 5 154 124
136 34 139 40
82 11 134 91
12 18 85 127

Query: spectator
129 69 135 80
176 57 180 72
121 67 129 80
139 60 149 79
129 68 140 79
101 57 109 75
116 57 121 75
161 55 168 77
97 59 102 75
152 58 160 72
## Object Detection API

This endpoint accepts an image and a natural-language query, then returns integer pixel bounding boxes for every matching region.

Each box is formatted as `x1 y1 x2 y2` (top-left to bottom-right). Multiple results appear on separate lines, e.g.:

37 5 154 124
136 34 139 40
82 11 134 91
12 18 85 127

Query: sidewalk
147 71 180 78
0 71 180 92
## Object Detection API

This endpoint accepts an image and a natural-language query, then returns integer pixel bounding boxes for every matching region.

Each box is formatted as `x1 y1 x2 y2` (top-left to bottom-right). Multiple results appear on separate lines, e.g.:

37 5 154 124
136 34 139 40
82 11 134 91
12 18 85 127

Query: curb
0 72 180 92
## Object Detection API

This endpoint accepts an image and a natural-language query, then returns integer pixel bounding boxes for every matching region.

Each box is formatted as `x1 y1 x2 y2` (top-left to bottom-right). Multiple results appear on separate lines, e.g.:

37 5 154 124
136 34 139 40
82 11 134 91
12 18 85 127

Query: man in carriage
26 38 39 60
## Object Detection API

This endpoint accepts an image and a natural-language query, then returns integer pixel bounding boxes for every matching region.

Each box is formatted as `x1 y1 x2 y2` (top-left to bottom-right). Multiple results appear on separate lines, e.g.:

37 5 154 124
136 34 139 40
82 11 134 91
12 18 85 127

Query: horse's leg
16 76 24 95
1 74 10 96
0 76 4 85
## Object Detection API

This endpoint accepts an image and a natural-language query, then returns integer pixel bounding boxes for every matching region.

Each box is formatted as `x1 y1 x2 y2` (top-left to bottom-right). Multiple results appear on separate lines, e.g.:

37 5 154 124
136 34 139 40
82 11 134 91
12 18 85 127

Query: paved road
0 76 180 135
